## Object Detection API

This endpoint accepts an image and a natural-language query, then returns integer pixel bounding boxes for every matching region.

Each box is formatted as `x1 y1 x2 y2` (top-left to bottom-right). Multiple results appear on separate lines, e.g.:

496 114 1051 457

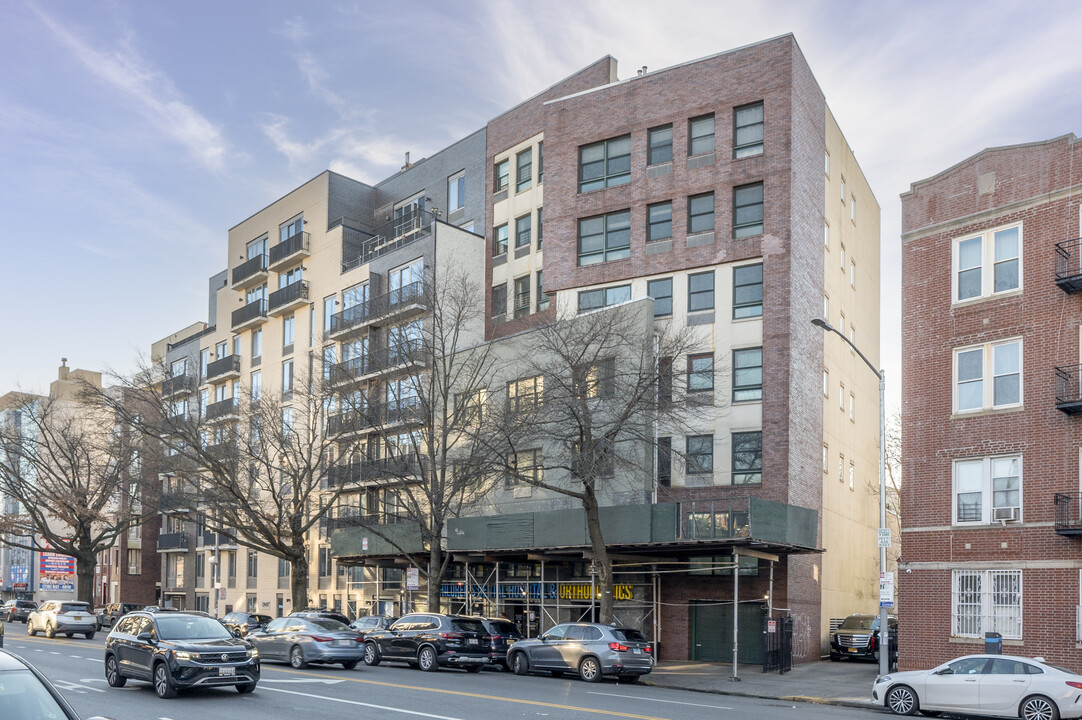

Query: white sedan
873 654 1082 720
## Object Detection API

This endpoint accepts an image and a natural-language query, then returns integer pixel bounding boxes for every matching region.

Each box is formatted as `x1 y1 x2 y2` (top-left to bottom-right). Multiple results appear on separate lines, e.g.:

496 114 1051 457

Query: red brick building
900 133 1082 670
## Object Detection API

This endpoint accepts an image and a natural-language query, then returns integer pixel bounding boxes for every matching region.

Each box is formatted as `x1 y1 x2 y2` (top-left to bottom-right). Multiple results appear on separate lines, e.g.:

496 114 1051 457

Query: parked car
363 613 491 672
103 610 259 698
476 617 524 669
1 600 38 623
248 616 364 669
222 612 273 638
97 603 144 631
27 601 96 639
0 618 4 648
873 653 1082 719
830 613 898 665
0 648 114 720
348 615 396 640
290 609 351 626
506 623 653 683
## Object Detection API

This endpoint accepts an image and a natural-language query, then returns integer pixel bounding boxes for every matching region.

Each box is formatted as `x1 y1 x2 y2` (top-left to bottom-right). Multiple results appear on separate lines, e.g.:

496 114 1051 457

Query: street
4 632 881 720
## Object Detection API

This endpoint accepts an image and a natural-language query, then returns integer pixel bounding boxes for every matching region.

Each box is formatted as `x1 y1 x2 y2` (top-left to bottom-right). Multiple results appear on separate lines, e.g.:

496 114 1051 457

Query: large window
514 276 530 318
733 348 763 402
508 449 542 486
688 354 714 392
494 224 508 256
283 315 295 347
578 358 615 399
491 284 507 320
647 124 673 165
733 183 764 238
508 375 544 412
688 114 715 156
953 224 1021 302
647 201 672 243
657 437 672 487
686 435 713 474
688 271 714 312
579 136 631 192
578 211 631 265
647 277 673 317
954 455 1021 524
516 148 532 192
448 171 465 211
578 285 631 313
731 431 763 485
952 569 1022 639
537 271 548 311
733 264 763 318
282 359 294 394
515 214 532 248
688 193 715 234
733 102 764 158
280 213 303 242
495 159 509 192
954 339 1021 413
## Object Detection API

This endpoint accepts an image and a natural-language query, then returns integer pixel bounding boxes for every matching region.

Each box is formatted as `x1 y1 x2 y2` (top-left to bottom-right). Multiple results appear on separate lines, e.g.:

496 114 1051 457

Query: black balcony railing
368 345 423 375
330 355 370 384
327 409 365 436
327 456 420 488
231 254 268 286
269 231 310 266
1056 493 1082 535
1055 365 1082 414
342 208 434 272
156 532 189 551
232 299 267 329
161 374 193 398
157 493 191 513
205 398 239 422
1055 239 1082 293
329 282 428 335
205 355 241 382
268 280 309 313
373 396 424 425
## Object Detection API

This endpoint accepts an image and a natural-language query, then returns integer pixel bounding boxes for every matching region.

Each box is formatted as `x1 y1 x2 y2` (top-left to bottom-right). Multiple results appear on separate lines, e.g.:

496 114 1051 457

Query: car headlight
876 675 892 684
173 651 192 661
248 648 259 658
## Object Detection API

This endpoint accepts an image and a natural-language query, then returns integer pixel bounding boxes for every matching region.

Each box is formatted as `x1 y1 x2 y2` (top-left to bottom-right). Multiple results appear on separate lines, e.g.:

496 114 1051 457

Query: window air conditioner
992 506 1020 522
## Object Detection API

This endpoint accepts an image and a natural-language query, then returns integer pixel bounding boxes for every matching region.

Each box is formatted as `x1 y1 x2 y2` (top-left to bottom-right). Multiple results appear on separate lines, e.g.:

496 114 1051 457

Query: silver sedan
873 654 1082 719
247 616 364 669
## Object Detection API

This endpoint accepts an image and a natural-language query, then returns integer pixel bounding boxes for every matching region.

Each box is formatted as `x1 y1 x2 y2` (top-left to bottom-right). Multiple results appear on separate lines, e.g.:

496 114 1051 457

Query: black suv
476 617 523 669
98 603 144 631
830 613 898 665
104 610 259 698
222 612 273 638
1 599 36 623
363 613 491 672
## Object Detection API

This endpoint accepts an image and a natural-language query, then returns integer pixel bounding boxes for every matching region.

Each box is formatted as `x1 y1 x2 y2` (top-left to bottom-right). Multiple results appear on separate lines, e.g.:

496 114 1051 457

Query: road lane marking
51 679 105 694
261 678 345 685
260 686 464 719
49 651 60 655
587 692 733 709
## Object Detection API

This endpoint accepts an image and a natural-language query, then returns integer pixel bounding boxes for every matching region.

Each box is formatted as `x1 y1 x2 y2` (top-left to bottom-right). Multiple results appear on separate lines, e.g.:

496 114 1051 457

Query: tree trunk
427 538 443 613
290 551 310 611
582 485 614 623
75 553 96 605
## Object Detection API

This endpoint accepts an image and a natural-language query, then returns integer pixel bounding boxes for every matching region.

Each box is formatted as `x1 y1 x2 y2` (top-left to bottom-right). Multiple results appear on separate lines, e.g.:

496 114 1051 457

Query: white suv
27 601 96 639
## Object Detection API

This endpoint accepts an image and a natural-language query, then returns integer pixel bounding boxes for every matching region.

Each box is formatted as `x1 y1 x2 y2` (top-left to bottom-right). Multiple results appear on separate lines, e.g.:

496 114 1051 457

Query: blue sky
2 1 1080 412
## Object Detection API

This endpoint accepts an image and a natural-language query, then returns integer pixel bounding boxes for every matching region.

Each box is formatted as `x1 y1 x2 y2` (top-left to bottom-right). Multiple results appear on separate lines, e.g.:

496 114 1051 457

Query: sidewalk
641 659 880 709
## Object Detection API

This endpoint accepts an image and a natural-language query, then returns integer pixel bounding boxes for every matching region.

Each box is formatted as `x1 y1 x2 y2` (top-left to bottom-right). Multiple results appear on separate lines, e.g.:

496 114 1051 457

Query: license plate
633 648 642 655
848 648 859 653
467 639 478 645
335 640 352 647
219 666 235 676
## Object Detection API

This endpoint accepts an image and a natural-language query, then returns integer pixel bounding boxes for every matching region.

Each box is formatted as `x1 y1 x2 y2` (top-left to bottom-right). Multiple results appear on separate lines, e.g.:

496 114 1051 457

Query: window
515 214 531 248
536 208 543 250
657 437 672 487
733 264 763 318
822 444 829 473
283 315 294 347
822 368 829 397
250 371 261 403
849 393 855 421
577 285 631 312
824 151 830 176
279 265 303 288
494 224 508 256
322 345 335 381
647 277 673 317
733 102 764 158
247 550 258 578
323 295 336 333
954 339 1021 413
732 432 762 484
282 359 294 393
491 284 507 320
840 176 846 202
733 348 763 402
838 455 844 482
658 357 673 406
688 193 715 234
647 124 673 165
455 388 486 426
688 271 714 312
824 223 830 248
953 224 1021 302
733 183 764 238
688 354 714 392
578 358 615 399
850 196 856 222
953 569 1022 639
688 114 715 156
514 276 530 318
686 435 713 474
537 271 548 311
848 462 854 490
647 201 673 242
508 449 542 486
840 243 846 270
127 549 141 575
850 260 856 287
516 148 533 192
495 159 509 192
251 329 262 359
578 210 630 265
838 382 844 410
954 455 1021 524
448 171 465 211
508 375 543 412
578 135 631 192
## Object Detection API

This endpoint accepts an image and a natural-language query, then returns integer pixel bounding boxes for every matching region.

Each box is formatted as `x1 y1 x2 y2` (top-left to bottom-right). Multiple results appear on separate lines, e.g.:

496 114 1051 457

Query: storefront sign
39 552 75 592
440 582 634 601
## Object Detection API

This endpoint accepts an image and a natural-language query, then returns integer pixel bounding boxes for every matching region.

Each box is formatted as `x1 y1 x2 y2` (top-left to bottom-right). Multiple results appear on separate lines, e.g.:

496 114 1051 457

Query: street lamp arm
811 318 881 380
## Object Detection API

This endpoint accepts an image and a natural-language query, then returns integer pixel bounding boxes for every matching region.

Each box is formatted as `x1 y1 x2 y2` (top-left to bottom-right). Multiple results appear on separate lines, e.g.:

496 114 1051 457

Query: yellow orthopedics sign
558 583 634 601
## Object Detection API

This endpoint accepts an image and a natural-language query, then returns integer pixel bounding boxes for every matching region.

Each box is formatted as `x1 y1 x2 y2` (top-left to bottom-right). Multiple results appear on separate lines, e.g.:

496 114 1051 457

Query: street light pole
812 318 890 678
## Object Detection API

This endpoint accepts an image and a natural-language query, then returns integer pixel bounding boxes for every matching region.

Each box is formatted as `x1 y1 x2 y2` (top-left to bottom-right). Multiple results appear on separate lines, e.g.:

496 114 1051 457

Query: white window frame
953 338 1022 414
952 569 1022 639
952 455 1022 525
951 222 1022 305
823 222 829 248
822 368 829 397
839 243 845 270
448 170 465 212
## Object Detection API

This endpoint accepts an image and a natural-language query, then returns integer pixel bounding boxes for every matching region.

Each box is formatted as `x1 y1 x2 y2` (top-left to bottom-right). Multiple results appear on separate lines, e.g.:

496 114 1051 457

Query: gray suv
507 623 653 682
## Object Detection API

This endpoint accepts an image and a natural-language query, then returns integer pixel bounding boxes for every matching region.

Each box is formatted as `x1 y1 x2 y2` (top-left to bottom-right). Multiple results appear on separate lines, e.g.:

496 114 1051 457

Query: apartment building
900 134 1082 669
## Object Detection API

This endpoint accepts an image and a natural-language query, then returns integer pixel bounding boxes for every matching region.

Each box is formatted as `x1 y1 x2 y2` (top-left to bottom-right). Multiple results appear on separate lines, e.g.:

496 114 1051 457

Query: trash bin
984 631 1002 654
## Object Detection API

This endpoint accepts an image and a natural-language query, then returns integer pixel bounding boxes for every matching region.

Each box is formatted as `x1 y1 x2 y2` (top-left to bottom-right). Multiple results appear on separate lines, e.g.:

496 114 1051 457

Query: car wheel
289 645 307 669
511 652 529 676
27 622 36 636
464 665 483 673
342 660 359 670
418 646 438 672
363 642 381 666
105 654 126 688
85 631 95 640
1021 695 1059 720
45 623 56 639
236 682 257 694
579 657 602 683
886 685 919 715
154 663 177 699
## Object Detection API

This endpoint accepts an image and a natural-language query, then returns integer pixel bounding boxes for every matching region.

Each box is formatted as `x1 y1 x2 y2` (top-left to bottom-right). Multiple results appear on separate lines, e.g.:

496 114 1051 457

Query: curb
639 679 876 711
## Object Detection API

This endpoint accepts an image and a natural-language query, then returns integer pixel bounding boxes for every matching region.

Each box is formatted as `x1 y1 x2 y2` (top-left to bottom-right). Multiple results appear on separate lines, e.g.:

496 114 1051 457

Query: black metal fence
762 615 793 674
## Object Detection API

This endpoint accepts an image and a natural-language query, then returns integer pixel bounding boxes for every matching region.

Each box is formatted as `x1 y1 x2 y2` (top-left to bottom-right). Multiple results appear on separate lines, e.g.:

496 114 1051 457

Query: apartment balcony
156 532 190 552
268 280 309 317
1055 493 1082 536
205 355 241 383
1055 239 1082 293
158 492 191 514
160 414 191 435
368 345 426 376
232 298 267 331
268 231 310 271
371 396 424 426
1054 365 1082 414
329 356 370 386
327 282 429 339
231 254 269 290
326 456 420 488
205 398 240 423
161 373 194 400
326 409 368 437
342 208 433 273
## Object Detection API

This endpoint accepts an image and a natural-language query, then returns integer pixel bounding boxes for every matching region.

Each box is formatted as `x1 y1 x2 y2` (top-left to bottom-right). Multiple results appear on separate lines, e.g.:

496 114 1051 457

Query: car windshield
839 616 876 631
157 616 233 641
612 628 648 642
0 669 71 719
250 615 272 624
488 621 520 635
59 604 89 613
307 619 349 632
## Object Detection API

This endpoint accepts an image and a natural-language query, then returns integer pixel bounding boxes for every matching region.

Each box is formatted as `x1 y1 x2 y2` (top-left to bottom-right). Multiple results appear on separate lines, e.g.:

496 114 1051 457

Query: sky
2 0 1081 412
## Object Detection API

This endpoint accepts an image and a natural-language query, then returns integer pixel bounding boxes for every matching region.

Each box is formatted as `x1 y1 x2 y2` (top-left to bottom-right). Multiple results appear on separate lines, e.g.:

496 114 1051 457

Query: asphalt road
2 627 882 720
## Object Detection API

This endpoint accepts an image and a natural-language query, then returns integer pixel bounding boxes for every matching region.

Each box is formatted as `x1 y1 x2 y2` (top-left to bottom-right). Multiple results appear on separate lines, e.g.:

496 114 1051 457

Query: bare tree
0 392 155 606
